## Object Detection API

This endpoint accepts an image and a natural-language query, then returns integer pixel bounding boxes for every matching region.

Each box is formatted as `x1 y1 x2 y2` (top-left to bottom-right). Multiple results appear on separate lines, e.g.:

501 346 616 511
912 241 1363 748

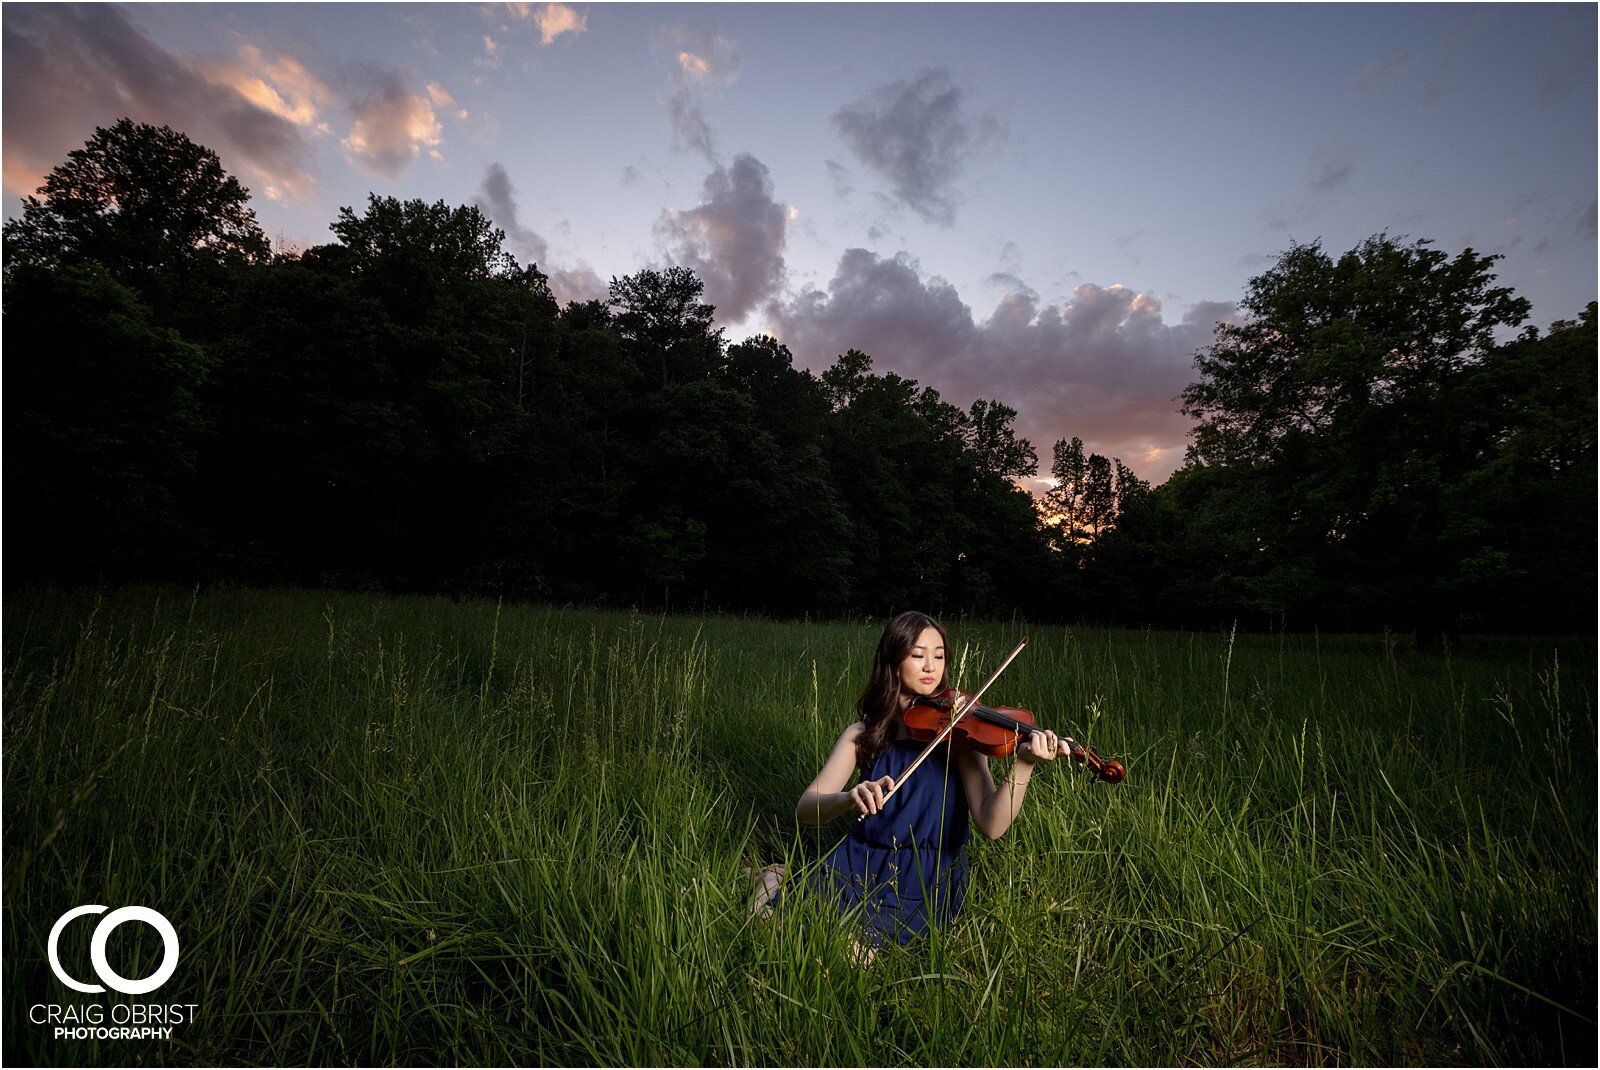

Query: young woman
752 610 1072 952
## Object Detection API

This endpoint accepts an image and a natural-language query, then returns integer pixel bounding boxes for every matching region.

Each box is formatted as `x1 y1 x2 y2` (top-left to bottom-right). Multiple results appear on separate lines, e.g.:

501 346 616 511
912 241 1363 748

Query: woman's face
897 625 946 701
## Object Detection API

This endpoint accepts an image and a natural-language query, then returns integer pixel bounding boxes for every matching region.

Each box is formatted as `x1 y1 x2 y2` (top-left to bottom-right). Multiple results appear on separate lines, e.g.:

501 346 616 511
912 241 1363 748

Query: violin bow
866 635 1029 815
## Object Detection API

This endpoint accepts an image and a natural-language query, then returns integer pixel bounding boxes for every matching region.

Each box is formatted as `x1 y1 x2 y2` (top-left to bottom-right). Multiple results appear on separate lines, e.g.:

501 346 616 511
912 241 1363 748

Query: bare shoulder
838 721 866 744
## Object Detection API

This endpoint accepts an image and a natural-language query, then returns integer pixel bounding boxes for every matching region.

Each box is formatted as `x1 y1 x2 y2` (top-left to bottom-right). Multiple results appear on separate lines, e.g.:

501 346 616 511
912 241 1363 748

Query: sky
4 2 1595 485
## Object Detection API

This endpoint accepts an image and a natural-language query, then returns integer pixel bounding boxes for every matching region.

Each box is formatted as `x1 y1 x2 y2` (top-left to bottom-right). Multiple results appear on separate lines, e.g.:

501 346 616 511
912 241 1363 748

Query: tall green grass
4 587 1593 1065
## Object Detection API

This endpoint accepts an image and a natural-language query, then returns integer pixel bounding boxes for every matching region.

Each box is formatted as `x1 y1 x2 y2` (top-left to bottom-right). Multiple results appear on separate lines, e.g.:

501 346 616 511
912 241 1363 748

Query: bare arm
796 723 896 824
956 730 1071 839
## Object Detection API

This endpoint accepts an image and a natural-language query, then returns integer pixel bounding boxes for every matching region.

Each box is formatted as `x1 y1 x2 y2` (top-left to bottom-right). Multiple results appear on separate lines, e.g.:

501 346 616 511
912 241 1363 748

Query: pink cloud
338 69 443 178
769 249 1239 482
2 5 318 204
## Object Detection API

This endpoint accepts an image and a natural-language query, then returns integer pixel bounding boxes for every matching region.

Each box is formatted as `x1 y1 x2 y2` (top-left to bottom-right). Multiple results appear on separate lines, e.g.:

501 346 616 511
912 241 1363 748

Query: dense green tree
200 255 413 585
310 196 562 589
811 350 1051 616
964 399 1038 481
1083 454 1115 539
524 305 638 601
1112 459 1149 509
609 266 723 387
1183 235 1528 466
819 348 873 410
18 121 1586 633
720 335 831 451
947 471 1056 619
1042 437 1089 552
1439 304 1597 629
1180 234 1532 640
1036 437 1163 622
822 361 953 610
1040 438 1140 549
3 120 273 582
3 119 269 281
716 336 853 612
328 196 521 325
4 265 213 579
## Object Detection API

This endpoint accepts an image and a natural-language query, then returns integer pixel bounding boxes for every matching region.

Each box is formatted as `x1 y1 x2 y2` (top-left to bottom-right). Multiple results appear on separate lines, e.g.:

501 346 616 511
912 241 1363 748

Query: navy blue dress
790 737 972 947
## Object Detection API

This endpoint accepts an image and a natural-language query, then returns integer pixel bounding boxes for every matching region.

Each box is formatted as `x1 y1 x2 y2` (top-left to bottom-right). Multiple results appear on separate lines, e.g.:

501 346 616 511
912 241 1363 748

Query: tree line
5 121 1594 637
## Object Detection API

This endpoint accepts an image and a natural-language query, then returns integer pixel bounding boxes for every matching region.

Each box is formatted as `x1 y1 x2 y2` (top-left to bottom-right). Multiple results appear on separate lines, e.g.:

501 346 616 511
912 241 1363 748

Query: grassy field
3 586 1594 1066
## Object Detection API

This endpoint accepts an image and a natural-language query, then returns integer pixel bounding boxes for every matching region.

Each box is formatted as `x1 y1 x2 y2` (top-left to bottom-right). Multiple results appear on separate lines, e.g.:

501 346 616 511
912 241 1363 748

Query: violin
903 687 1127 784
864 637 1123 819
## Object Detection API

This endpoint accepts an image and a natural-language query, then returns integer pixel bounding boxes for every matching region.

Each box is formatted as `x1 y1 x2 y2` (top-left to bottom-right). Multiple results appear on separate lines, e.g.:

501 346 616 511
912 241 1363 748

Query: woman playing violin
751 610 1074 953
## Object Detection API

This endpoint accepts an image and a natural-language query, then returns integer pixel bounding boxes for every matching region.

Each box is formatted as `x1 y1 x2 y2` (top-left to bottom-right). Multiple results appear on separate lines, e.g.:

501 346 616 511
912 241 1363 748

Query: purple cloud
832 68 1003 227
1308 138 1358 194
476 161 550 264
473 162 604 306
653 24 741 160
769 249 1236 479
2 4 315 204
657 153 788 323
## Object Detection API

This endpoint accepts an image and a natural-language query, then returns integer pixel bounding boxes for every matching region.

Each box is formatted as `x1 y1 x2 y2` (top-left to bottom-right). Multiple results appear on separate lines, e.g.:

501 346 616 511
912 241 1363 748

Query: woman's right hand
850 774 896 816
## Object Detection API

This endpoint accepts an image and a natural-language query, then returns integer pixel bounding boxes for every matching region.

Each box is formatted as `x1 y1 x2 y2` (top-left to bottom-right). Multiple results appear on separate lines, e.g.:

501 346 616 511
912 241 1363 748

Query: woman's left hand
1018 729 1072 764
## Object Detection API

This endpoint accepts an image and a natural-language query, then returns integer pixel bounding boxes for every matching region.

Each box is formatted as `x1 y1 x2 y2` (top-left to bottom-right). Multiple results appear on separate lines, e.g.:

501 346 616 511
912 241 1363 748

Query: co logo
47 905 179 995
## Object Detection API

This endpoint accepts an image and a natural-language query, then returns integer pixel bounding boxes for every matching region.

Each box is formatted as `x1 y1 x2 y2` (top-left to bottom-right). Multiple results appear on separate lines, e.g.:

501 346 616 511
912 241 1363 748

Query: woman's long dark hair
854 611 949 772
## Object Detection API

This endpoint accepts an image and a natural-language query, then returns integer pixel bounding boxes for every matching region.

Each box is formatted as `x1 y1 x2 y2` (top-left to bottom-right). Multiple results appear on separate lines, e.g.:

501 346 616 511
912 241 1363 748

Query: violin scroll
1066 740 1126 784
